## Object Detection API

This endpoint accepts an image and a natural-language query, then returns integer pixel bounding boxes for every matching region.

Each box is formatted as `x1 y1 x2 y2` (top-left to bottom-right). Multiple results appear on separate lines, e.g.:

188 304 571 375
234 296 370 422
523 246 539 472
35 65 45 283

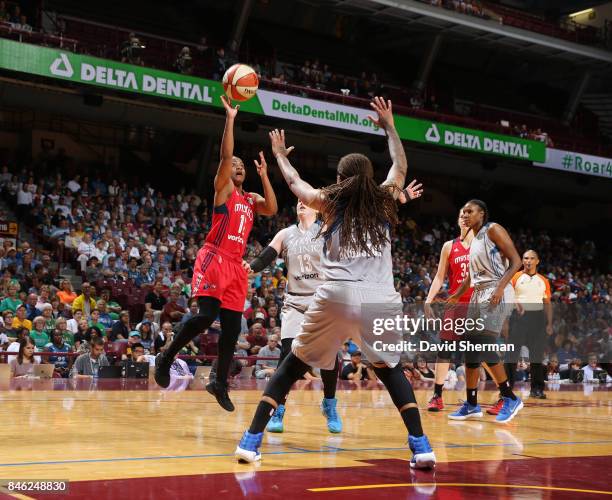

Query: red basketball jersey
448 238 473 302
205 188 255 260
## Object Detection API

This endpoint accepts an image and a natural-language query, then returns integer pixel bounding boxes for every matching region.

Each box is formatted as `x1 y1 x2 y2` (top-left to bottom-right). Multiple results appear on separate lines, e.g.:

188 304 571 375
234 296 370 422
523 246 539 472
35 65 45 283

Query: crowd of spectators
0 1 32 32
0 162 609 384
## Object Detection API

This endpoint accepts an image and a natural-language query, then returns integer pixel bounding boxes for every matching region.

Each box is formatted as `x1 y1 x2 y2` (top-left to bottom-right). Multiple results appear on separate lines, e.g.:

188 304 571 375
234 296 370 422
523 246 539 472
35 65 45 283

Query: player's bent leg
236 354 309 463
320 357 342 433
266 337 294 433
155 296 220 388
372 363 435 470
205 308 243 412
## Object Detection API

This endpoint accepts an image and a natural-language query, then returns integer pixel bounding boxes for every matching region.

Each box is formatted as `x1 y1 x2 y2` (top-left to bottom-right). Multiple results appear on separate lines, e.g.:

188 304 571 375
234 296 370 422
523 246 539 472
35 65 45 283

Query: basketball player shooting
155 95 278 413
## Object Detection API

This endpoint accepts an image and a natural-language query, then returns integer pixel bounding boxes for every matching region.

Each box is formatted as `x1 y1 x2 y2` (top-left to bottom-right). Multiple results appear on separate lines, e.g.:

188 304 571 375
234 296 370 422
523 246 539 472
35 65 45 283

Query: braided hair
318 153 399 256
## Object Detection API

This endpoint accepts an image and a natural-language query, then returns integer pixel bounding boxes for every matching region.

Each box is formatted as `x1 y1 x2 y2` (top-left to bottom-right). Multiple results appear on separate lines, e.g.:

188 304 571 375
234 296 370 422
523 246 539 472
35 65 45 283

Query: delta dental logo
48 53 212 103
425 123 530 159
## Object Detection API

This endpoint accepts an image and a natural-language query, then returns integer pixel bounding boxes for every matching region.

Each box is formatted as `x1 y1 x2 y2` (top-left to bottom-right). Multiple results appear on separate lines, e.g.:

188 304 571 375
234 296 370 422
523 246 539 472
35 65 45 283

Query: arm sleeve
249 246 278 274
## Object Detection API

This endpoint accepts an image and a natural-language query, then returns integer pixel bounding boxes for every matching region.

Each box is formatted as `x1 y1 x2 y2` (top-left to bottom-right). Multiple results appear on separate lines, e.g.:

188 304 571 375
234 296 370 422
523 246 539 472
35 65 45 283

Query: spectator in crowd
99 289 121 320
416 356 435 379
9 337 38 378
145 281 167 323
175 46 193 74
76 233 95 272
29 316 50 349
72 282 96 319
66 309 82 334
181 298 199 324
160 288 186 325
246 322 267 355
341 351 375 381
71 337 109 377
55 317 74 347
25 293 42 321
12 305 32 331
0 284 21 312
96 300 113 329
41 304 56 333
111 310 130 341
254 334 281 379
57 279 77 306
136 321 154 350
583 353 612 382
88 309 107 338
154 321 174 354
45 329 72 377
557 340 578 369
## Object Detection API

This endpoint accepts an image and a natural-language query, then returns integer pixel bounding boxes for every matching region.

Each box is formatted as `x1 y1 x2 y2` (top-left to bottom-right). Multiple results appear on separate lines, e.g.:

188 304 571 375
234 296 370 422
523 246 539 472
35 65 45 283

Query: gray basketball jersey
281 223 325 295
321 227 394 286
469 222 509 286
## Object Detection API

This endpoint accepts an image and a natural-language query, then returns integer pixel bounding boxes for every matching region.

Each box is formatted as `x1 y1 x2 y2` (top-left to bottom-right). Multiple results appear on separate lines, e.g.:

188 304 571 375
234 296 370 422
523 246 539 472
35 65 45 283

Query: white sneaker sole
495 401 524 424
448 411 483 420
410 451 436 469
235 446 261 463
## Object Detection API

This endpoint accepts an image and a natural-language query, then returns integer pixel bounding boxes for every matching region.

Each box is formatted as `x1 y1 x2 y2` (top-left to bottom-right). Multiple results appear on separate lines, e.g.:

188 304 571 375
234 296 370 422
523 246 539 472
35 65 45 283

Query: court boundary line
308 482 612 495
0 439 610 468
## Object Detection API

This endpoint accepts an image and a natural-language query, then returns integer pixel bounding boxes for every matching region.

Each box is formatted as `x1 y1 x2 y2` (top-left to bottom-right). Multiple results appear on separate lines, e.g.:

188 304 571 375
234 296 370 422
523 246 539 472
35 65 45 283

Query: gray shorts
468 283 515 334
291 281 403 370
280 294 313 341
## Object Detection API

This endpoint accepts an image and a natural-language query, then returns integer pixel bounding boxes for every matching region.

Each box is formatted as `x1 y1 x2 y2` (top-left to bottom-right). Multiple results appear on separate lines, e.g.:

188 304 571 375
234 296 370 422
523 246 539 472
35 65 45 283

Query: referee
505 249 553 399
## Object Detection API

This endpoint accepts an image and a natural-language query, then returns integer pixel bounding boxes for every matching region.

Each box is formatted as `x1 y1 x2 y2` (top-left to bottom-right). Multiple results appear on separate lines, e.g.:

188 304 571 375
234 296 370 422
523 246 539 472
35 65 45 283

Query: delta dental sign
0 38 545 161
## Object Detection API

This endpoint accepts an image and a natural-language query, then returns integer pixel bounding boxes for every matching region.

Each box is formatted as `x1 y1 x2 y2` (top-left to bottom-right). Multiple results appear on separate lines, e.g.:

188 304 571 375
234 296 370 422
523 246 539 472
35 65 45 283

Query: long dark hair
466 199 489 225
17 337 34 365
319 153 398 256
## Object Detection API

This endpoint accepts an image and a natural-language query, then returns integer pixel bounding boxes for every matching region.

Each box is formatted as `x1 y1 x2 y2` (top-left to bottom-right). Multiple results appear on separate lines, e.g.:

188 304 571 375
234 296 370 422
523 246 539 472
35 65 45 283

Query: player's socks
266 404 285 433
401 407 423 437
321 398 342 433
249 401 276 434
467 388 478 406
235 431 263 463
434 383 444 398
321 358 339 399
498 379 517 401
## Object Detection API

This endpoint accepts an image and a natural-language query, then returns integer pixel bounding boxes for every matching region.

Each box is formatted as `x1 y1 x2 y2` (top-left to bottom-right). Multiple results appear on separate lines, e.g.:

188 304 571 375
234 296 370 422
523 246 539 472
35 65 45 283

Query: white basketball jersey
281 222 325 295
469 222 509 286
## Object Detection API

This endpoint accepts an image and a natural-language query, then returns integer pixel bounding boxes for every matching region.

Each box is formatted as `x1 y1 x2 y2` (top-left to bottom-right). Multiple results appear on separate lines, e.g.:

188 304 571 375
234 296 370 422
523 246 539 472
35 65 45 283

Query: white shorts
280 294 313 341
468 283 515 334
291 281 403 370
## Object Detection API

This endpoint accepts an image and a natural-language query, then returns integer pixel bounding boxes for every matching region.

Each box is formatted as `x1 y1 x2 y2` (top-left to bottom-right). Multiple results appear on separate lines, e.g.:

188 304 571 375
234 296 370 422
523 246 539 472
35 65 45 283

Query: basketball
222 63 259 101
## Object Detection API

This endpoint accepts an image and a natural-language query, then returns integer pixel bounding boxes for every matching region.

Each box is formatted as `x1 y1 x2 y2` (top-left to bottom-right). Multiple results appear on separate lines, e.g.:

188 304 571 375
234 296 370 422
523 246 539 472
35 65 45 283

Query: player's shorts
468 282 515 334
280 293 313 340
440 301 470 341
191 244 247 312
291 281 403 371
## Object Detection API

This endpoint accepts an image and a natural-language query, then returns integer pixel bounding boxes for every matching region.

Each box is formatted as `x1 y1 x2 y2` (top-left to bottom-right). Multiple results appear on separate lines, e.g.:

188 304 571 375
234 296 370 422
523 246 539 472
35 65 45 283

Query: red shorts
440 301 470 341
191 245 247 312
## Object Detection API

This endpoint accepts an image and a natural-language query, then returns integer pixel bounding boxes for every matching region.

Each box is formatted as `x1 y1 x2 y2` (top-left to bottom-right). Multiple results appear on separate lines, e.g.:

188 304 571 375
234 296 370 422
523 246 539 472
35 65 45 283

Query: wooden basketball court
0 378 610 498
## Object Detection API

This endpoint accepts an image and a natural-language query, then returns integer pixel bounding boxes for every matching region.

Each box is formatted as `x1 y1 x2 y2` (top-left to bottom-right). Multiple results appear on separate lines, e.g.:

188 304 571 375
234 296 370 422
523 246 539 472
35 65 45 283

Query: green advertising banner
0 38 546 161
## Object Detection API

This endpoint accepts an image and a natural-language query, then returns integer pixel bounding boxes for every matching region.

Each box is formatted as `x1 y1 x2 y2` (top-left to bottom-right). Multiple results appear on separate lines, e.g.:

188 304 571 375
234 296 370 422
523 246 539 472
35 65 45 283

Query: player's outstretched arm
270 129 324 211
248 228 287 273
214 95 239 198
251 151 278 216
368 97 407 198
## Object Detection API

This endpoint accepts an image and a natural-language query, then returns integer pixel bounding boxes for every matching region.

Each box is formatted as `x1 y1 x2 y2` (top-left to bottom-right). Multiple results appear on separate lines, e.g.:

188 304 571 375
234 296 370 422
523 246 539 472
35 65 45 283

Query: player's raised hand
269 129 295 157
254 151 268 178
399 179 424 204
221 95 239 118
368 96 394 130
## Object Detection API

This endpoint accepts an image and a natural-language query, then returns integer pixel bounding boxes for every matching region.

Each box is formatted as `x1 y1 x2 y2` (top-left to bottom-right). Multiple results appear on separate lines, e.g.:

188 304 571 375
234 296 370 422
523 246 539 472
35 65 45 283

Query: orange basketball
222 63 259 102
